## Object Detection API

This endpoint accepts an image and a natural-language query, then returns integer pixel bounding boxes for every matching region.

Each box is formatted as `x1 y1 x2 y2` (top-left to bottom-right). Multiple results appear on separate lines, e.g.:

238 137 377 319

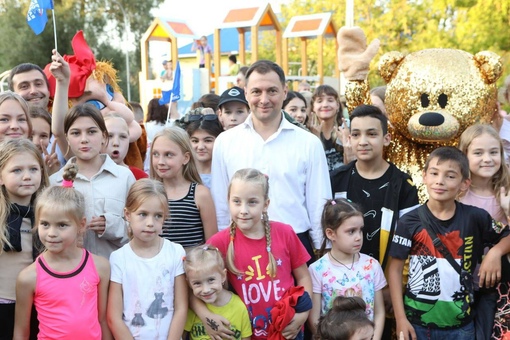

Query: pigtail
62 163 79 186
0 188 10 252
264 211 277 278
226 220 243 276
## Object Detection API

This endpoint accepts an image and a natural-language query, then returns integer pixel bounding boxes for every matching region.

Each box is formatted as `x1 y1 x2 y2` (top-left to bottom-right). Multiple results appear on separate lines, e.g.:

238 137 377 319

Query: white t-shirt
110 239 185 339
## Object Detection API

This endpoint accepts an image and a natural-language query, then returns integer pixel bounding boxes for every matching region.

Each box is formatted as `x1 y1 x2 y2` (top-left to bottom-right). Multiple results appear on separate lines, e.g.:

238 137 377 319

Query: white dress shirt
211 112 332 249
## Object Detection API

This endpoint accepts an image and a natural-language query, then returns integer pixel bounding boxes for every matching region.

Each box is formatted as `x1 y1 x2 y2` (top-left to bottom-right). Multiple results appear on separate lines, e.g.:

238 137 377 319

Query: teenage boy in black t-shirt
330 105 419 337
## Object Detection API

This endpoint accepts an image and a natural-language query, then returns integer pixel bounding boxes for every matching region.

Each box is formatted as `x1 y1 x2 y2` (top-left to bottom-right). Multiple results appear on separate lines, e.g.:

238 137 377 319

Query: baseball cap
218 87 248 109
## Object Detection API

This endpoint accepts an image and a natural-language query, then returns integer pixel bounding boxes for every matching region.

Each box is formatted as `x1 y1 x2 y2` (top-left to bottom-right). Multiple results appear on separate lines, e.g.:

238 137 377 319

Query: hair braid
226 220 242 276
264 212 277 278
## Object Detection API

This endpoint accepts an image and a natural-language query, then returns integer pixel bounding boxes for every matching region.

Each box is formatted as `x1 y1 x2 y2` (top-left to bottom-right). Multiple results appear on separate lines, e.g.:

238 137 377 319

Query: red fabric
267 286 305 340
44 30 96 98
129 166 148 180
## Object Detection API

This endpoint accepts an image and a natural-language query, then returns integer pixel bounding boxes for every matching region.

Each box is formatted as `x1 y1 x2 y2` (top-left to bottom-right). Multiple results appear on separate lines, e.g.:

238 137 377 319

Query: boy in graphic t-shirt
388 147 510 340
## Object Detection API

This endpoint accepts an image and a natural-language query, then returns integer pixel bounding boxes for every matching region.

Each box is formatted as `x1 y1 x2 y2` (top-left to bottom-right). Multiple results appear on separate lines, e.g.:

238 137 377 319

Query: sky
156 0 289 38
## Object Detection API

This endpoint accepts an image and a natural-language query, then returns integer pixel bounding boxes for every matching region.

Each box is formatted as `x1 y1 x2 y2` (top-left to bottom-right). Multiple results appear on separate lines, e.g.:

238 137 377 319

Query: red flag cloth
44 30 96 98
267 286 305 340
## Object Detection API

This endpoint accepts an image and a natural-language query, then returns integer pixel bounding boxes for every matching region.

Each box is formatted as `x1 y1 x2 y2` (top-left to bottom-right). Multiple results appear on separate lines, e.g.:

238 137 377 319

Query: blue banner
159 61 181 105
27 0 54 35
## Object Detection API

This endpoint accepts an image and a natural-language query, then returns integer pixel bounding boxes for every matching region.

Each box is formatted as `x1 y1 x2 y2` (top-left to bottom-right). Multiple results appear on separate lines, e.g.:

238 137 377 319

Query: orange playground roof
219 3 281 31
283 13 337 38
143 17 198 40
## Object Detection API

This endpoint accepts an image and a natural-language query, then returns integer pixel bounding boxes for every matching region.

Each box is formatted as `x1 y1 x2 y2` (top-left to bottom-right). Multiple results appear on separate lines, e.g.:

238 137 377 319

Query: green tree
0 0 164 101
278 0 510 87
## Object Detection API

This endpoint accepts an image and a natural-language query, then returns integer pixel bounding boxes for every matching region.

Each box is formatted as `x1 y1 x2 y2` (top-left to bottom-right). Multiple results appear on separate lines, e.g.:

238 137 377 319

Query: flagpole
51 9 57 51
165 93 174 127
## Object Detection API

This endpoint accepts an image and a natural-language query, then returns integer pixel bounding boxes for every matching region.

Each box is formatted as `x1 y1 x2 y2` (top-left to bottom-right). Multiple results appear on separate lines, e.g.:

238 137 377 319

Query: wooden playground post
300 37 308 77
251 26 258 65
238 30 246 66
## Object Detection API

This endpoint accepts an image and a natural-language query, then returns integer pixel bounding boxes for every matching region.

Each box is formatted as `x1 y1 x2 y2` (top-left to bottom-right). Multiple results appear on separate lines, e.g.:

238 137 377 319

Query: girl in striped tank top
150 126 217 248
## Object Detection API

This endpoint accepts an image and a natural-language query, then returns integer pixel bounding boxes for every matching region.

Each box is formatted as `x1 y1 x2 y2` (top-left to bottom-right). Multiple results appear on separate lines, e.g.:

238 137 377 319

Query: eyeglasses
188 114 219 122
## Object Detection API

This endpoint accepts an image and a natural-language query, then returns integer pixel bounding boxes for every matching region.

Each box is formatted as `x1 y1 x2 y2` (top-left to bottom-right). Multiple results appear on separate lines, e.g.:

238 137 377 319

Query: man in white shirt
211 60 331 261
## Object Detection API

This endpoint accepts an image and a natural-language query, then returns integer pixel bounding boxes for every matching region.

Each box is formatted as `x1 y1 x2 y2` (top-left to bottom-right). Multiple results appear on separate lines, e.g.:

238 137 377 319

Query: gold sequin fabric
348 48 502 201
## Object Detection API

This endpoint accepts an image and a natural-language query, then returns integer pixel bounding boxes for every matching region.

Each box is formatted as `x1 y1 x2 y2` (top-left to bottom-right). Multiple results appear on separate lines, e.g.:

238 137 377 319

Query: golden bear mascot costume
337 27 502 195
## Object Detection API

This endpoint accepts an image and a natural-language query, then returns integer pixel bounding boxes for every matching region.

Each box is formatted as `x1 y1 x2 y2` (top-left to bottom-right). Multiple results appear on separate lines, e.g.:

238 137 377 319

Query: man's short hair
350 104 388 135
424 146 470 180
246 60 285 87
8 63 49 92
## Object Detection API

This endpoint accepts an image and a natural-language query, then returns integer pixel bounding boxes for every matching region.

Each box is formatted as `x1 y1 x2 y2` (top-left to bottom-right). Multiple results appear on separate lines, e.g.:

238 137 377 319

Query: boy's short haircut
228 55 237 64
424 146 470 180
218 86 249 110
350 104 388 134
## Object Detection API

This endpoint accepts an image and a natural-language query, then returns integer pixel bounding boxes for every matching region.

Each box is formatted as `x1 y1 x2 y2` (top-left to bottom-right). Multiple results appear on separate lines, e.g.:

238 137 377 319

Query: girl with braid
195 168 312 340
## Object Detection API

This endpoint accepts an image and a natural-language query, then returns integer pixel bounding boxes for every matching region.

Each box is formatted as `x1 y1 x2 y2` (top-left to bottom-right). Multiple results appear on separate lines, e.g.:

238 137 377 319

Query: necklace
329 252 356 270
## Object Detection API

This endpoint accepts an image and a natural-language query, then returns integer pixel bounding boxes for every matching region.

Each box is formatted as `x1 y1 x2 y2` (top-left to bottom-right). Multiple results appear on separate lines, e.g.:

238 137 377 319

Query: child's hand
382 287 393 314
203 314 234 340
479 248 503 288
282 311 308 339
500 187 510 219
88 216 106 235
49 50 70 82
43 139 60 175
396 318 416 340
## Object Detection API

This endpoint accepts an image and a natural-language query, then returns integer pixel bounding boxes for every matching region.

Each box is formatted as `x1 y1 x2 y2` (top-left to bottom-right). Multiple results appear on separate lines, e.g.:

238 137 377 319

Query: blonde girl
50 103 135 258
0 91 32 142
150 126 217 248
199 168 312 340
183 245 252 340
458 124 510 224
13 164 111 340
458 124 510 340
308 199 386 340
0 139 48 339
107 179 187 340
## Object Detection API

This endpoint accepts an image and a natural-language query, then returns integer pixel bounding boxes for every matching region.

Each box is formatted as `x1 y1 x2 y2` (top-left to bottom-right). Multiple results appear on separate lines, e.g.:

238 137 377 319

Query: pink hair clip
62 179 74 188
331 200 336 205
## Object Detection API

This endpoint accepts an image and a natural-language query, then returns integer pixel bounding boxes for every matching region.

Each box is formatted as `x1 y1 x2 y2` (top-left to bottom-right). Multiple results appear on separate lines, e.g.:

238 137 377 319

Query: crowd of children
2 49 510 340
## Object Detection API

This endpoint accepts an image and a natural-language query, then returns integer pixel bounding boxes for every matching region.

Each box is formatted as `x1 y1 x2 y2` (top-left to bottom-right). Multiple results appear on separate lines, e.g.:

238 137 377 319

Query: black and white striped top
161 182 205 248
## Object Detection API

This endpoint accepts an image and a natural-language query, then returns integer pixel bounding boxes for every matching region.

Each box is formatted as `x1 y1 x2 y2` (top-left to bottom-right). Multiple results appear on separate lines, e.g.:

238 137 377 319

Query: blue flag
159 61 181 105
27 0 54 35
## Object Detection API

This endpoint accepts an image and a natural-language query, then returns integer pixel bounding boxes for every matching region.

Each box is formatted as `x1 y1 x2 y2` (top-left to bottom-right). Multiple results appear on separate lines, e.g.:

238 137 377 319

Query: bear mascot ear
337 26 380 81
473 51 502 85
378 51 406 84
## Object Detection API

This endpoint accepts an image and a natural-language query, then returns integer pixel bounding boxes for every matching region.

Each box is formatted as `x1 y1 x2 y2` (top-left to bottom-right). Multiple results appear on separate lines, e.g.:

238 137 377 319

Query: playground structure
138 4 341 113
139 17 204 116
282 12 339 91
213 3 282 95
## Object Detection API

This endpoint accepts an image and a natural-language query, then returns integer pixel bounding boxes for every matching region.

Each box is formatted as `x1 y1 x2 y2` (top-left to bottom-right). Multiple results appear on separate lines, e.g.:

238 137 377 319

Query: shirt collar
242 111 296 132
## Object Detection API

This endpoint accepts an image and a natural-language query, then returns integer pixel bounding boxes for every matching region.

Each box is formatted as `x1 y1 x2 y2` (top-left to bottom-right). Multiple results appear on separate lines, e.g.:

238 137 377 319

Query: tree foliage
0 0 164 101
280 0 510 87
